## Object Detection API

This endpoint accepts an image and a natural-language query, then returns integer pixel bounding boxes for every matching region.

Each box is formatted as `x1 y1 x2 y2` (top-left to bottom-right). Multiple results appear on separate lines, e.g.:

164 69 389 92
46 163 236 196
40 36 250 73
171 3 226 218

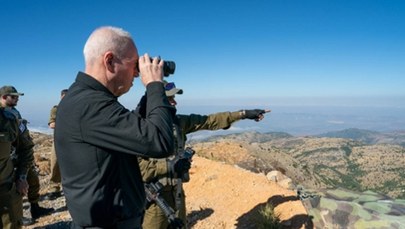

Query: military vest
156 122 184 187
0 108 19 186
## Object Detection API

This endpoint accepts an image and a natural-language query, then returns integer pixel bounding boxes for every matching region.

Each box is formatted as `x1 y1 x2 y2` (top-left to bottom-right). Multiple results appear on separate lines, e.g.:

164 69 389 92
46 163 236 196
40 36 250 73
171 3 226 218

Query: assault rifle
173 147 195 218
144 182 184 229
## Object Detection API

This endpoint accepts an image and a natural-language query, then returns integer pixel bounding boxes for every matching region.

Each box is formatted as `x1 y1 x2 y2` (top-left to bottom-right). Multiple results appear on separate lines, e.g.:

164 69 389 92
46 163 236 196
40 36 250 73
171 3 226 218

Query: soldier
0 102 34 228
44 89 68 200
0 86 53 221
139 81 270 229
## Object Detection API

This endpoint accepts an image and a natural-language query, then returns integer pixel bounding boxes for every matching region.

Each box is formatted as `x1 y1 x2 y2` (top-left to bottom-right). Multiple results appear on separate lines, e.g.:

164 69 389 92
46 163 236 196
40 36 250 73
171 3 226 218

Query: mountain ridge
317 128 405 146
190 128 405 199
190 128 405 147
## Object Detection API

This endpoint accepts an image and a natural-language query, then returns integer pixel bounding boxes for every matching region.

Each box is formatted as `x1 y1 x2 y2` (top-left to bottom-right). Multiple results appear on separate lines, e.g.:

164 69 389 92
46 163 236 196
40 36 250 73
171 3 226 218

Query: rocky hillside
190 130 405 199
26 129 405 228
24 132 309 228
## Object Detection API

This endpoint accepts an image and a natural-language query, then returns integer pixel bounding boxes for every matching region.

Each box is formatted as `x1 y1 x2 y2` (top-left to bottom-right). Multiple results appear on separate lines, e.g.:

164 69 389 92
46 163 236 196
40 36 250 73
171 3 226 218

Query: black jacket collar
76 71 117 98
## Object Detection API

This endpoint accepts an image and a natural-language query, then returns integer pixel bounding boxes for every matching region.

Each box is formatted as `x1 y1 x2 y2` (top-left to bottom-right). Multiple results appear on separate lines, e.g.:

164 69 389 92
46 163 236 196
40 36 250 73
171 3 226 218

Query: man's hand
49 122 56 129
138 53 164 86
241 109 271 122
16 179 29 196
168 158 191 177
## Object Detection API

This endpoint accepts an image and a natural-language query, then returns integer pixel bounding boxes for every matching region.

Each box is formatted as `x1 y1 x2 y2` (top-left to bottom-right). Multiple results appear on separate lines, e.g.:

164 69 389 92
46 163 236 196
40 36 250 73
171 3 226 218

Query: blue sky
1 0 405 129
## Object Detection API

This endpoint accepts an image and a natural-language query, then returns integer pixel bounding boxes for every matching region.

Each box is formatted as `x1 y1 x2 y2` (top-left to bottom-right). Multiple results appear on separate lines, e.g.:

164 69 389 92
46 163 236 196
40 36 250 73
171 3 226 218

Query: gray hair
83 26 134 65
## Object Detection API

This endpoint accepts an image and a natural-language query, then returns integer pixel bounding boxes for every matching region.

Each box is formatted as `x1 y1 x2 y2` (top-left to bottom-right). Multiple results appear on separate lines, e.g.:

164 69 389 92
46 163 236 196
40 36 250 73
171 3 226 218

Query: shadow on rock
235 201 268 229
53 205 68 214
187 208 214 228
33 221 72 229
282 214 314 229
236 196 313 229
268 195 299 207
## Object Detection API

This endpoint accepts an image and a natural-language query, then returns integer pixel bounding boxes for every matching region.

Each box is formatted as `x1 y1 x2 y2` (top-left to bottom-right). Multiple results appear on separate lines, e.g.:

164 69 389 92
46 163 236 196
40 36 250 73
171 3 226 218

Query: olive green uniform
26 163 40 204
1 107 40 206
140 111 243 229
48 106 57 124
0 108 34 228
48 105 61 192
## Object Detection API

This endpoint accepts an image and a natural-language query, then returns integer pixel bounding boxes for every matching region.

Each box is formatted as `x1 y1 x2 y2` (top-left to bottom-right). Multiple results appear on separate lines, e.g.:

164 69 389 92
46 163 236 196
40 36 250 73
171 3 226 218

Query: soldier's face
5 95 19 107
167 96 177 106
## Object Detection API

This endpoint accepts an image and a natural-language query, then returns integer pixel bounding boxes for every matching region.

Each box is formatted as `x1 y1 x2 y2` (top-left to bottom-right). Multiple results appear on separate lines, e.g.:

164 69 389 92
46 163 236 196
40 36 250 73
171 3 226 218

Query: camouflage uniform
298 187 405 228
1 85 53 220
48 105 61 192
140 111 244 229
3 107 41 206
0 107 34 228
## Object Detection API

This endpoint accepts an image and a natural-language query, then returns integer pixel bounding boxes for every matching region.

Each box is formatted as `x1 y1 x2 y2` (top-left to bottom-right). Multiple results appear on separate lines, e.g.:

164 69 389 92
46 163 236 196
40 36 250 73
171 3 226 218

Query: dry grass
256 203 282 229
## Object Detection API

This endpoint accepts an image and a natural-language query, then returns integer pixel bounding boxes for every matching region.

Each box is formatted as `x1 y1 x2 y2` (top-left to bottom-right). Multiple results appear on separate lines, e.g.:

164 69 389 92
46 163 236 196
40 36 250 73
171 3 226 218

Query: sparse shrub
341 146 352 156
256 203 281 229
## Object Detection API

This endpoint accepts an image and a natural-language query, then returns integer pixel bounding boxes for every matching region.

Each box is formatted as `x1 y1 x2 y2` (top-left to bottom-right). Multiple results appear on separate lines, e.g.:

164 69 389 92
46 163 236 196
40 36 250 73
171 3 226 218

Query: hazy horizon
24 100 405 137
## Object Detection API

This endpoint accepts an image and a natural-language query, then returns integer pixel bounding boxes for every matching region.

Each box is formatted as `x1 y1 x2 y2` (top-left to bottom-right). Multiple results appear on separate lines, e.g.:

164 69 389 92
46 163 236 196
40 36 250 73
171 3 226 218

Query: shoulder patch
19 122 26 133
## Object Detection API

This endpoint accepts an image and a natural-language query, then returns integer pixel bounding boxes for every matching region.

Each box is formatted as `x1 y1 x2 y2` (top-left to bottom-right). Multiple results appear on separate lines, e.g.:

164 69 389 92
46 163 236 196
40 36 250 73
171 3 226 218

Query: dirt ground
184 156 309 228
23 133 309 228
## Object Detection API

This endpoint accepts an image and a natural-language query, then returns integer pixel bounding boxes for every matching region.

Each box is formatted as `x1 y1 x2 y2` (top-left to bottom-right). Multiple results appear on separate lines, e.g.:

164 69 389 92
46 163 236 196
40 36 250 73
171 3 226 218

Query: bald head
81 26 140 96
83 26 135 66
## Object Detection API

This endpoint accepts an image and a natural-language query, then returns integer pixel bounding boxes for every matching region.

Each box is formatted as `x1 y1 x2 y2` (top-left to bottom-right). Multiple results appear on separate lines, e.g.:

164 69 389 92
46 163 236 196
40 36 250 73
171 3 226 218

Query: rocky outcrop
25 132 309 228
266 170 295 190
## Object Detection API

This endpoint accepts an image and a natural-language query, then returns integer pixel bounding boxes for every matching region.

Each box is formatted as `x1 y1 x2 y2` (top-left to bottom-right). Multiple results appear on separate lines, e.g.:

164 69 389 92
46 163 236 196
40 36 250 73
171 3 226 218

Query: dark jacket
55 72 176 227
0 108 34 187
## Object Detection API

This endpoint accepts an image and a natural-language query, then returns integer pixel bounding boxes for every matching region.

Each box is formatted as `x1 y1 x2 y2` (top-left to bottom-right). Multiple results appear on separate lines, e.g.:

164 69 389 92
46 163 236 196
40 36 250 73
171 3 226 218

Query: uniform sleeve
138 157 168 183
14 124 35 177
48 106 57 125
178 111 243 134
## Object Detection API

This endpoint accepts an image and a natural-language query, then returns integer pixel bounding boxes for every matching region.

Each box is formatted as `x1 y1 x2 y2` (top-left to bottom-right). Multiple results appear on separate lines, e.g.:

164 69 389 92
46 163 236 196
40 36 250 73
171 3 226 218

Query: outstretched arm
178 109 270 134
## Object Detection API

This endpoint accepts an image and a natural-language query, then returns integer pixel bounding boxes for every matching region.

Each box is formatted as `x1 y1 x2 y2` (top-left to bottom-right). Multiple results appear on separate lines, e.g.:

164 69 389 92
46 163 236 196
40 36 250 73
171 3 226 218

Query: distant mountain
189 130 293 144
317 128 380 143
191 130 405 199
317 128 405 147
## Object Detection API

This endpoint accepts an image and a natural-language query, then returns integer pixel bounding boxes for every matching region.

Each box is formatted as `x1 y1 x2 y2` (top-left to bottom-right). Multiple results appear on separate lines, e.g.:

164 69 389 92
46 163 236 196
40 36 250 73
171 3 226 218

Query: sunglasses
8 95 19 99
165 82 176 91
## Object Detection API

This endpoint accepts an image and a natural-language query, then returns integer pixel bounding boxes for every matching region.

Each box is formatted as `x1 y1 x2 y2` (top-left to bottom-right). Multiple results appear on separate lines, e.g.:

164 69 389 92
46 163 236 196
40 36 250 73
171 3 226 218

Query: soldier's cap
0 86 24 96
164 80 183 97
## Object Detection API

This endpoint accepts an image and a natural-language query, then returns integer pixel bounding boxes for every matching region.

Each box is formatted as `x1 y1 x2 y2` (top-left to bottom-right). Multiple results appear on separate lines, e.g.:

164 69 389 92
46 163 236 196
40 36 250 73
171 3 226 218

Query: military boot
30 202 54 219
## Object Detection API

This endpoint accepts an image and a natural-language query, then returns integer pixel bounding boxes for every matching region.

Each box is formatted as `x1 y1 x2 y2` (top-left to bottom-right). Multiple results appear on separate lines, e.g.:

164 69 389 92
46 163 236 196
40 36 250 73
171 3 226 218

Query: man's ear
105 52 114 72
